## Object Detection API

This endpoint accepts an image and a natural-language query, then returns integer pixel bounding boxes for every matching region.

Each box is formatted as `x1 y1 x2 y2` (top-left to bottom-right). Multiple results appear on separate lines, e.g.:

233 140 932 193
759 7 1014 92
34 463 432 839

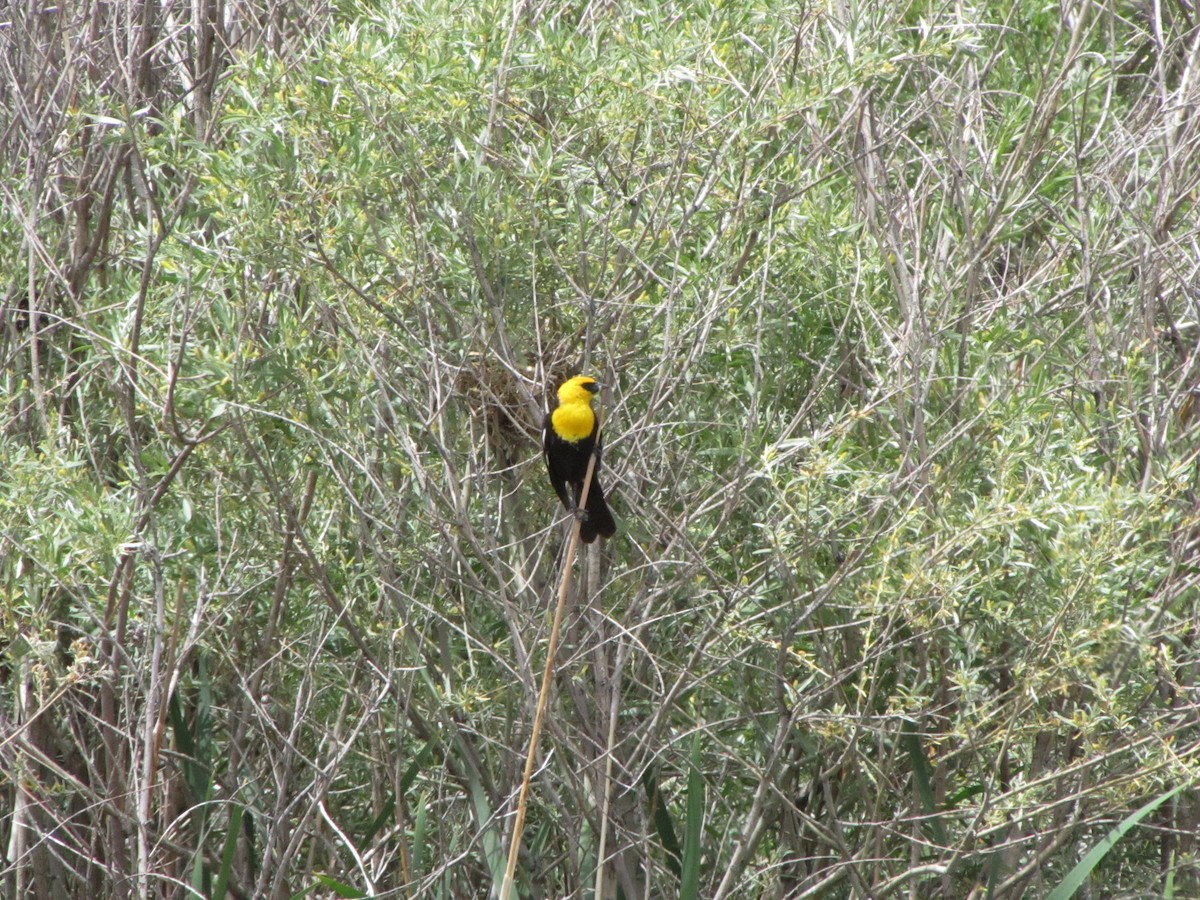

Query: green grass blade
362 796 395 846
902 719 948 848
211 801 244 900
467 764 504 895
412 791 429 883
680 735 705 898
1045 782 1189 900
641 765 683 877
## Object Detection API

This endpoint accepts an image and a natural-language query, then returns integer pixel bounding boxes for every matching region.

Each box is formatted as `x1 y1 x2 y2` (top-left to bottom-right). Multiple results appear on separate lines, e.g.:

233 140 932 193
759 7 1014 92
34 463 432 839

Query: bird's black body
543 376 617 543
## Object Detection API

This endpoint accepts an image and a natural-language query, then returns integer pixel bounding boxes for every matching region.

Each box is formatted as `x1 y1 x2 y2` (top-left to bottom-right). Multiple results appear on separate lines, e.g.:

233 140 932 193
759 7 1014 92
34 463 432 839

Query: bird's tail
580 479 617 543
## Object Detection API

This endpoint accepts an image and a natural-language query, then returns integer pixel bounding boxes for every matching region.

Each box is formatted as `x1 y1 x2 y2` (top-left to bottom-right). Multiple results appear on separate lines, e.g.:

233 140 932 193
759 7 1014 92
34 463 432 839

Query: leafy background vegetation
3 0 1199 897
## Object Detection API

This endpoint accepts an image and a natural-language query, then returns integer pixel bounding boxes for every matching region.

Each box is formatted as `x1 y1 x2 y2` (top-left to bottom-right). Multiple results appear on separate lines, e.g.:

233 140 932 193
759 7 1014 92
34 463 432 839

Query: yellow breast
552 403 596 442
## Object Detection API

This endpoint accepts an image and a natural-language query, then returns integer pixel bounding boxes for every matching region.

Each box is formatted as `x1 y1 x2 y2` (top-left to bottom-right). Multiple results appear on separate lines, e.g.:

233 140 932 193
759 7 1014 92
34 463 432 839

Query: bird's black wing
543 412 574 510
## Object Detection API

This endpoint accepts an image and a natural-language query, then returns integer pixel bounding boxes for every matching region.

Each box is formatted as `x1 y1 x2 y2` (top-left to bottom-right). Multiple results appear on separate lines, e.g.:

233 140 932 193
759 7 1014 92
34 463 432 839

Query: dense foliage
3 0 1199 897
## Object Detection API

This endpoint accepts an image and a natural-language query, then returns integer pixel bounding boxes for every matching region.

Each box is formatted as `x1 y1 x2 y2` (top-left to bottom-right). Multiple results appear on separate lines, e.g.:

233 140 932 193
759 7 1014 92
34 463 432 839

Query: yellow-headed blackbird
543 375 617 543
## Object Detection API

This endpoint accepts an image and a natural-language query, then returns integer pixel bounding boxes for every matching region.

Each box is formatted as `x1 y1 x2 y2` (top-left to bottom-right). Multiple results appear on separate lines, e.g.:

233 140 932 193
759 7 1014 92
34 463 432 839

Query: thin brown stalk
500 437 601 900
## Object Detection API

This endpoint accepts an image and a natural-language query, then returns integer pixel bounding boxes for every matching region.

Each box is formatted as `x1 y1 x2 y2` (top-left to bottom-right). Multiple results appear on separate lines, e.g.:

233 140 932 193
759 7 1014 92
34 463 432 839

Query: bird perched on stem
543 375 617 543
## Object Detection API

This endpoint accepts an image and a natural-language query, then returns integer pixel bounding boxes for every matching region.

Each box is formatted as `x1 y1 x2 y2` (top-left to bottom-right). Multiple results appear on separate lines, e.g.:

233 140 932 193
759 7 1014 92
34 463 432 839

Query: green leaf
310 873 369 899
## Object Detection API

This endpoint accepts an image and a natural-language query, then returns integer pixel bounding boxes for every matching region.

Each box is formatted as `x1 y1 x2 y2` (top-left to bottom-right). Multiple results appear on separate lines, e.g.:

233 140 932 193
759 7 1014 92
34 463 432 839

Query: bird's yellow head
557 375 601 406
